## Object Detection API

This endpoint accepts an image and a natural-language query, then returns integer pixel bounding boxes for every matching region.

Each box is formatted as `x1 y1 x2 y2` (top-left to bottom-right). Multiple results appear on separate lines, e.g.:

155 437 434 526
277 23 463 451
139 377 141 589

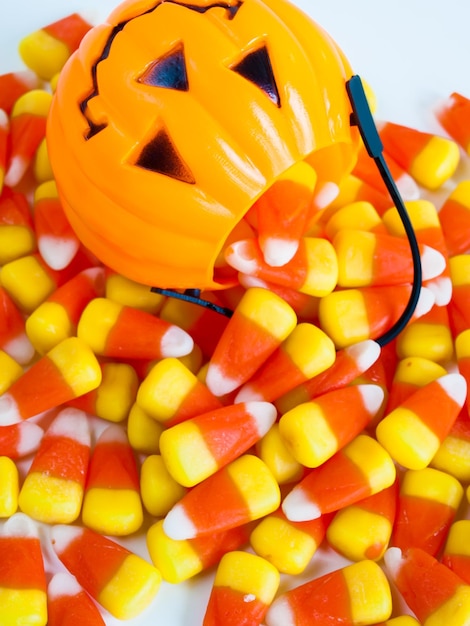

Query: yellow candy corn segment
256 423 304 485
376 408 440 470
444 520 470 556
127 403 163 455
227 455 280 520
326 506 392 562
1 255 56 313
215 551 280 606
250 515 318 575
34 179 58 203
449 255 470 286
396 322 454 364
0 226 36 265
47 337 102 396
106 273 164 314
11 89 52 117
383 199 440 235
237 288 297 341
449 180 470 205
325 201 383 239
98 553 161 620
26 301 73 355
146 520 202 584
385 617 421 625
160 294 206 328
77 298 122 354
401 468 463 508
159 421 218 487
136 358 196 422
33 138 53 183
0 351 23 395
342 560 392 624
318 289 369 348
334 230 376 287
177 344 203 374
82 487 143 536
279 401 338 468
410 136 460 190
0 457 19 518
0 588 47 626
19 32 70 80
18 473 83 524
344 435 396 492
284 323 335 378
393 357 447 386
455 329 470 359
431 436 470 482
424 585 470 626
302 238 338 296
140 455 187 517
95 363 139 422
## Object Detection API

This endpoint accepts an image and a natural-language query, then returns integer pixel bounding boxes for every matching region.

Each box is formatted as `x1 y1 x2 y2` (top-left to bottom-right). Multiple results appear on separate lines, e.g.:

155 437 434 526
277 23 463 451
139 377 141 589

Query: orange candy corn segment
0 286 35 365
0 71 39 115
47 572 106 626
0 422 43 459
435 92 470 154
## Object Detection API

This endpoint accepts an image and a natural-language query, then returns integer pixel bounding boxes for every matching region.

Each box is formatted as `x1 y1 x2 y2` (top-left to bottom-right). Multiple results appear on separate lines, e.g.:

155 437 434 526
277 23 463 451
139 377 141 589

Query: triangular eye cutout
134 128 195 184
231 45 280 106
137 44 188 91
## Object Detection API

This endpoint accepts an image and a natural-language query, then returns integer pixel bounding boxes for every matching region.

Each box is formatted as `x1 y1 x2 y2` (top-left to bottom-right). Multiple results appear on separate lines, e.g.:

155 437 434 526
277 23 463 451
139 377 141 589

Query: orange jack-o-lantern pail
47 0 360 289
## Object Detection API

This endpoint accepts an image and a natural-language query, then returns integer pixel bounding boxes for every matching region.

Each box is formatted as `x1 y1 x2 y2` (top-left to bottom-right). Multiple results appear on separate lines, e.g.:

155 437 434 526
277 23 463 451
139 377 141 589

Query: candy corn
438 180 470 256
265 559 392 626
140 454 187 517
0 421 43 459
225 237 338 296
384 546 470 625
47 572 106 626
395 303 454 363
0 186 36 266
163 454 280 540
33 180 80 271
376 373 466 470
391 467 463 556
435 91 470 154
18 408 91 524
442 520 470 585
431 409 470 481
77 297 194 360
0 513 48 626
377 120 460 190
205 287 297 397
0 286 35 364
250 508 327 575
160 401 277 486
0 350 24 395
256 422 305 485
0 70 39 114
18 13 92 81
203 551 280 626
385 355 447 413
323 200 388 239
448 254 470 337
146 519 251 584
0 456 19 518
82 424 143 535
4 90 52 188
0 336 102 425
278 384 384 468
282 434 396 522
51 524 161 620
234 322 335 403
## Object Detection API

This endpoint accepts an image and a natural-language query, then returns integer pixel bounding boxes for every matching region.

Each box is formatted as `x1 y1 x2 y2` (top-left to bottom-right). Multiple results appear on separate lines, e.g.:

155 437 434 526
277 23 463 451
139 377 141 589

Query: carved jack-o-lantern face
47 0 360 289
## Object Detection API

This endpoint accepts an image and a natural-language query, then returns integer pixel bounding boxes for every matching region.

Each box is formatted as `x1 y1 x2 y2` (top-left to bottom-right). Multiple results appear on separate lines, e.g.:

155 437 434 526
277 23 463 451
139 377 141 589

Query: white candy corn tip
420 245 446 281
16 422 44 456
96 423 128 444
0 394 22 426
38 236 80 271
396 172 420 201
48 572 83 600
3 333 35 364
224 240 258 274
312 181 339 209
383 546 404 579
425 275 452 306
4 155 27 187
48 408 91 446
265 596 296 626
163 504 197 540
245 401 277 437
238 274 269 290
345 339 381 373
160 326 194 358
0 108 8 128
414 287 435 318
234 384 265 403
357 384 385 415
2 512 39 538
437 373 467 407
206 363 241 397
261 238 299 267
51 524 84 556
282 487 321 522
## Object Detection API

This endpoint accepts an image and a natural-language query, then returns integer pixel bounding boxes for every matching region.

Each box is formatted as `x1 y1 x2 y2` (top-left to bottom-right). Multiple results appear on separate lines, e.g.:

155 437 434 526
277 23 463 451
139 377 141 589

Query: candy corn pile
2 9 470 626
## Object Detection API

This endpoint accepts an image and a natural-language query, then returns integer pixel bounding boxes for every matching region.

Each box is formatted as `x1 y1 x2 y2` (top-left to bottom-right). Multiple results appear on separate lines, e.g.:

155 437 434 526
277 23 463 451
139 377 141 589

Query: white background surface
1 1 470 625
